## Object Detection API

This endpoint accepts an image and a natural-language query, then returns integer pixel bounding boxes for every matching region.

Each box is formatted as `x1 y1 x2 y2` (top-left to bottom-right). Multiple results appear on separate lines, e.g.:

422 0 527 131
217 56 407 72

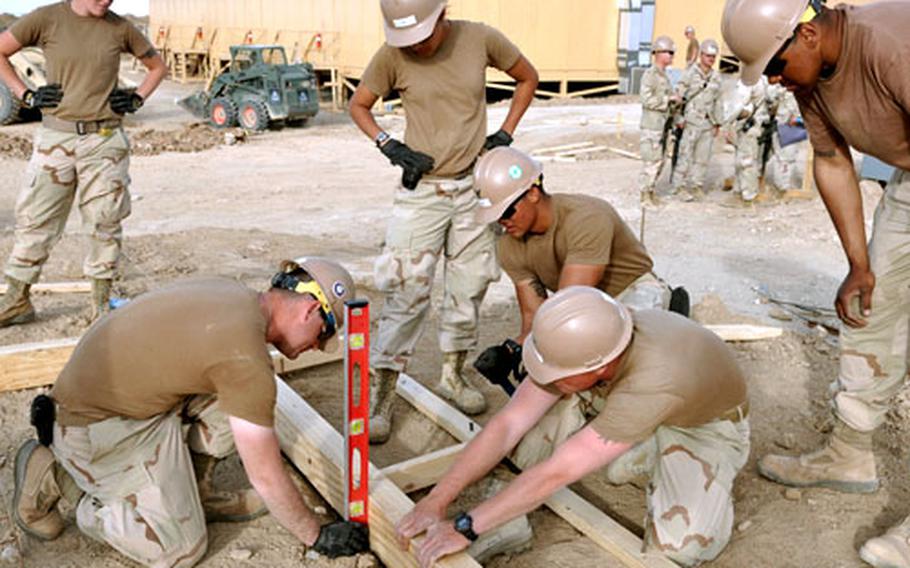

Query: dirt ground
0 76 905 568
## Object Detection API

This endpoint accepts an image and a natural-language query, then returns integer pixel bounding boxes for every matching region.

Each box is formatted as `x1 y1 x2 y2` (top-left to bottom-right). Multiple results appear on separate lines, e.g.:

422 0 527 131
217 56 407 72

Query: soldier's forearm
0 55 27 99
135 53 167 101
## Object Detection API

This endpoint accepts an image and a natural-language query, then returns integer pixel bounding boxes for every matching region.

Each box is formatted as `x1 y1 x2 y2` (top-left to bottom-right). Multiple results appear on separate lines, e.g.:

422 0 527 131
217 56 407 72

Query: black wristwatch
453 512 478 542
374 130 391 148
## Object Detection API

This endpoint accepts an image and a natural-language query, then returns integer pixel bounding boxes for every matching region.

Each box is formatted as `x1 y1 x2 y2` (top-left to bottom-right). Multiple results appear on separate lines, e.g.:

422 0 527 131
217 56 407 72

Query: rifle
758 115 778 179
670 124 684 183
668 74 712 182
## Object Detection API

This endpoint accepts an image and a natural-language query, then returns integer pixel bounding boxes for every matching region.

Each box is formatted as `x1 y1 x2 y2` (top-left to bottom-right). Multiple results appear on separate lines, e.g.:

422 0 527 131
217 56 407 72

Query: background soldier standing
0 0 167 326
638 36 680 207
764 82 802 194
349 0 538 443
730 77 769 205
672 39 724 201
684 25 699 67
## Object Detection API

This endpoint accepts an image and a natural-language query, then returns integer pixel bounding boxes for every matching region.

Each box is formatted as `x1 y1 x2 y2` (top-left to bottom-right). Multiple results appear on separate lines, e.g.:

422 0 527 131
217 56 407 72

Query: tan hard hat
685 25 695 34
276 256 356 352
473 146 543 224
380 0 446 48
701 39 720 56
652 35 676 53
722 0 807 86
522 286 634 386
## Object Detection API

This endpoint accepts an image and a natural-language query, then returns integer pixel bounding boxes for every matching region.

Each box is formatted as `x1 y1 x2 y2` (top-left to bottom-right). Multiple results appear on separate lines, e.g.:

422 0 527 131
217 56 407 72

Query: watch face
455 514 471 532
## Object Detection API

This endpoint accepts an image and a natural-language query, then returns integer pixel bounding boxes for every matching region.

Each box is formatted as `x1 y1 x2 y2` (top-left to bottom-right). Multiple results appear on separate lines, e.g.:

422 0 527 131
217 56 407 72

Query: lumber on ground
0 281 90 294
704 324 783 342
395 374 676 568
531 141 594 154
274 379 480 568
0 337 341 393
382 443 467 493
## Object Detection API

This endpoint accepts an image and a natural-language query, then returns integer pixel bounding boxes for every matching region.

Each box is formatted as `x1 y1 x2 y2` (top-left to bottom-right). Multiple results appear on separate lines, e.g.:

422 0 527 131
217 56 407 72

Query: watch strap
453 512 479 542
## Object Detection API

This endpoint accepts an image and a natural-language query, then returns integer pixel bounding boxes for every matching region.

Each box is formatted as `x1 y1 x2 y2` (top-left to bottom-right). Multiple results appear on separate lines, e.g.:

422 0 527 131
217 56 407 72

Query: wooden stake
0 281 90 294
704 324 783 342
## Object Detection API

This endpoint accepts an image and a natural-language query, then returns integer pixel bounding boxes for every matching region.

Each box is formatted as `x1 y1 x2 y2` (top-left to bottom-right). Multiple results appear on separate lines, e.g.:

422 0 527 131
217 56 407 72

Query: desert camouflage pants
512 393 750 567
639 129 667 194
615 272 672 312
372 174 500 371
833 169 910 433
51 396 234 568
733 126 761 201
766 137 800 191
673 126 715 192
5 126 132 284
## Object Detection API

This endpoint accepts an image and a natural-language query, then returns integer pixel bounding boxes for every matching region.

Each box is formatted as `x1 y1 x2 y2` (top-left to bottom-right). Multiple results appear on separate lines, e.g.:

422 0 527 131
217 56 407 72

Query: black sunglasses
318 308 337 343
500 190 529 221
763 32 796 77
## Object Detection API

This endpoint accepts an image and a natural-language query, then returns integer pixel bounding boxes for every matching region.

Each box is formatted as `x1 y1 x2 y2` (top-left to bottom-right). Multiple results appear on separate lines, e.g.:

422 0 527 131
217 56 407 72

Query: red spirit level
343 299 369 524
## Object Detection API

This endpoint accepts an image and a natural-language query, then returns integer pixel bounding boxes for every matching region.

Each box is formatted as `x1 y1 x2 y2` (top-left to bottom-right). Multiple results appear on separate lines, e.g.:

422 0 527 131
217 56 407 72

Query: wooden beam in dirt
274 379 480 568
0 337 341 393
0 281 91 294
395 374 677 568
382 443 467 493
704 324 783 342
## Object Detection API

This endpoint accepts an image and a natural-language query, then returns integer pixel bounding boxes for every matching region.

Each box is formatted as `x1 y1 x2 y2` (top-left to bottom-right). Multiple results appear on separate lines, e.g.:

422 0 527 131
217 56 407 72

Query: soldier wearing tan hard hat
638 35 681 207
397 286 749 566
12 258 369 565
684 25 699 67
723 0 910 564
349 1 539 444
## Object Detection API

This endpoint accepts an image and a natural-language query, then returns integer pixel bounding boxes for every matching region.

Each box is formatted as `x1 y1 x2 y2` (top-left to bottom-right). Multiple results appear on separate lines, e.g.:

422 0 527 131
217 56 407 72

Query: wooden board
395 374 677 568
704 324 783 342
274 379 480 568
0 337 341 393
0 281 90 294
382 443 467 493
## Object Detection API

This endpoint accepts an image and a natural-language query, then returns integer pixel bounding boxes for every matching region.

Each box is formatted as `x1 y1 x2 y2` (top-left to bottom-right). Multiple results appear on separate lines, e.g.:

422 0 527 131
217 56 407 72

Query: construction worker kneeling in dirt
724 0 910 564
12 258 369 567
0 0 167 327
397 286 750 567
348 0 539 444
470 146 686 395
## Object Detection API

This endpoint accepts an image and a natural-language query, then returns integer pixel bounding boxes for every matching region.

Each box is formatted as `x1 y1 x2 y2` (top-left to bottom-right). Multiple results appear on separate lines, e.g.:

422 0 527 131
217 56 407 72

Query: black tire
0 81 23 126
237 100 270 131
208 96 237 129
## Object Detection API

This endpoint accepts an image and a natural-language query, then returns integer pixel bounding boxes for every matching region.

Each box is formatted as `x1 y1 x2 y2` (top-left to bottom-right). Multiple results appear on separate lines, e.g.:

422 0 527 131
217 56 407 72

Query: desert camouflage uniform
616 272 672 312
832 169 910 434
372 175 500 371
733 81 769 202
512 389 750 567
5 126 131 284
51 396 233 568
638 66 674 196
672 64 723 193
764 84 802 191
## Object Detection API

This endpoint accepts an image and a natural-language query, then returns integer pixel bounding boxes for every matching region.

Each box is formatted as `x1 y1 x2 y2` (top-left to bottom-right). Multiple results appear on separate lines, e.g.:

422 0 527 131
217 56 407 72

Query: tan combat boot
193 454 268 522
90 278 112 322
0 276 35 327
13 440 77 540
462 474 533 563
640 190 662 208
369 368 399 444
860 516 910 568
437 351 486 415
757 421 879 493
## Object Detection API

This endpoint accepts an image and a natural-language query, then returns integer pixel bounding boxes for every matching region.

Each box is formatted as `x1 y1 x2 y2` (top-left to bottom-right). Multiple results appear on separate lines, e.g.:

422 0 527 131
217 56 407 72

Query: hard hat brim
739 58 767 87
474 185 529 225
383 3 445 48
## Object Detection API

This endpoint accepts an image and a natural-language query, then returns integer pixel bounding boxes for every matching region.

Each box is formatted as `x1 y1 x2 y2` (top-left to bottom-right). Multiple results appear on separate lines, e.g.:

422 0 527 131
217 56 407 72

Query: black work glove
108 88 144 114
483 129 513 151
473 339 524 396
22 84 63 109
312 521 370 558
379 139 435 190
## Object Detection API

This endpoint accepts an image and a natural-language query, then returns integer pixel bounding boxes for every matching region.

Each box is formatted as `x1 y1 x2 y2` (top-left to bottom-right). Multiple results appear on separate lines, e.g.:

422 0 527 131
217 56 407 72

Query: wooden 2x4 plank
395 374 677 568
0 281 90 294
274 378 480 568
381 443 467 493
0 337 341 393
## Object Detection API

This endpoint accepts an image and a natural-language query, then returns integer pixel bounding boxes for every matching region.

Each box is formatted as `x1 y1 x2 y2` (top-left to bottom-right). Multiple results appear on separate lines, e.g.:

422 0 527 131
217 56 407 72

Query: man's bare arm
134 50 167 101
349 85 383 140
230 416 321 545
0 31 26 98
514 278 547 342
498 55 538 135
557 263 606 289
813 142 874 327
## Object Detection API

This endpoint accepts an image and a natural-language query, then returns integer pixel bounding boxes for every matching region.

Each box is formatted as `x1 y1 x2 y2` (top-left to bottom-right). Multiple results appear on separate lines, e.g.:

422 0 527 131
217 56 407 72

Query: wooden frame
274 379 480 568
0 337 341 393
394 373 677 568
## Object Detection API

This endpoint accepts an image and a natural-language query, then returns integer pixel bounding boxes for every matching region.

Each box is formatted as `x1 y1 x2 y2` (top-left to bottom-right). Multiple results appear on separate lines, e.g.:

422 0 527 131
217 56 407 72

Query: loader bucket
176 91 209 118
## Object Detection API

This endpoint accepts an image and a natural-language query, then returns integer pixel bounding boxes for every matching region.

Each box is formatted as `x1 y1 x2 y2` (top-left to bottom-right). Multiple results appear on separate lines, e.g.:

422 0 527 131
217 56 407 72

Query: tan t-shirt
9 2 154 122
361 20 521 177
498 194 653 297
796 3 910 171
588 310 747 444
52 278 277 427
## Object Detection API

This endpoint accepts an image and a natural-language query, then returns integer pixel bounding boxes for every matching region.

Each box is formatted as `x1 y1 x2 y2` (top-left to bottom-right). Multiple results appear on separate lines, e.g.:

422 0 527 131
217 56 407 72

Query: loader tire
208 96 237 129
0 82 23 126
238 100 270 131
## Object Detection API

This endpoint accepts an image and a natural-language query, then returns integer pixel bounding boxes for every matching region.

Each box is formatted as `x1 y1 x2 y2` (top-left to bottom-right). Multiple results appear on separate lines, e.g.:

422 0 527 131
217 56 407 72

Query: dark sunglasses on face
763 31 796 77
657 50 675 56
500 190 530 221
318 308 337 342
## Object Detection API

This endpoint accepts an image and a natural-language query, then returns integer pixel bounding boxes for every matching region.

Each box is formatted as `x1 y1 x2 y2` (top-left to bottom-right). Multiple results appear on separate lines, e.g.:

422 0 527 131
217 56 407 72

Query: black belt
43 115 122 135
